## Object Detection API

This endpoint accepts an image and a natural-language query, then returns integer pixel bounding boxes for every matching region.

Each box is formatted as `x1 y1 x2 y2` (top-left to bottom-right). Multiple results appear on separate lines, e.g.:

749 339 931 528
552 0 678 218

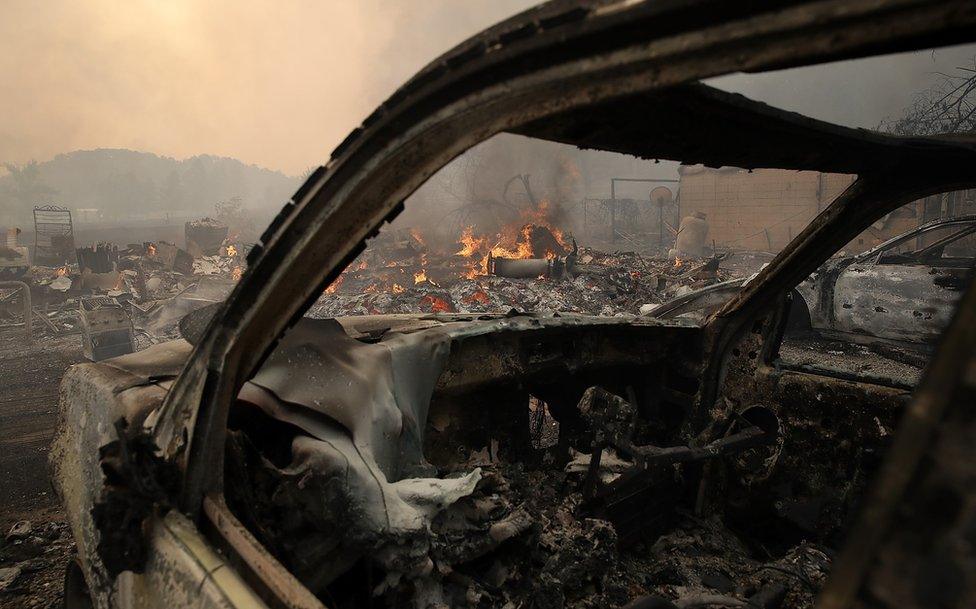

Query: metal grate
33 205 75 266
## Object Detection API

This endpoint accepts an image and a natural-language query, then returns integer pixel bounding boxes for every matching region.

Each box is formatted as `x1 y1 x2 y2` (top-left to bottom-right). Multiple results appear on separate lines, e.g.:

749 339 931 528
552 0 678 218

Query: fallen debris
5 521 31 542
0 565 21 592
226 378 828 609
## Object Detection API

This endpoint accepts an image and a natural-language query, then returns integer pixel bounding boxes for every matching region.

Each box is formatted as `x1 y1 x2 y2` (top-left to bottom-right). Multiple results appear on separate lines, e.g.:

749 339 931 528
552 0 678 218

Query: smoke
709 43 976 130
0 0 535 175
2 1 972 180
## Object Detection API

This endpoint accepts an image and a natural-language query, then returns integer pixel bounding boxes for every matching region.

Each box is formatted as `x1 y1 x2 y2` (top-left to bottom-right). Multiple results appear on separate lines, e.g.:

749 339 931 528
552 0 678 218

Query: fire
225 244 238 257
464 262 485 280
420 294 454 313
410 228 426 247
231 266 243 281
146 243 157 257
414 269 428 284
463 290 490 305
456 226 488 257
452 199 570 281
54 266 69 277
113 273 125 291
674 257 683 269
356 258 369 271
324 274 344 294
392 283 405 294
518 199 570 249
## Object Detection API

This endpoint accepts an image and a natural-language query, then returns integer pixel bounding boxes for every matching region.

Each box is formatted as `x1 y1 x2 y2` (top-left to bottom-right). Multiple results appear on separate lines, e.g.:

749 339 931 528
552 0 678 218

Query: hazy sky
1 1 973 176
0 0 535 175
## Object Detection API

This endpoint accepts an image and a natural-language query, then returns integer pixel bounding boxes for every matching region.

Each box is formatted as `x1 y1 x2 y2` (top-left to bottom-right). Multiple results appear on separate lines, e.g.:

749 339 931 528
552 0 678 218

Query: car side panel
831 263 964 344
114 512 268 609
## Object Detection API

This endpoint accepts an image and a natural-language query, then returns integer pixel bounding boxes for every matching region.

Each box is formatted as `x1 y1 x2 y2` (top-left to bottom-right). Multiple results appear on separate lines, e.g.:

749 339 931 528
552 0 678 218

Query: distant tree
159 169 185 210
182 157 212 211
0 160 59 217
880 58 976 136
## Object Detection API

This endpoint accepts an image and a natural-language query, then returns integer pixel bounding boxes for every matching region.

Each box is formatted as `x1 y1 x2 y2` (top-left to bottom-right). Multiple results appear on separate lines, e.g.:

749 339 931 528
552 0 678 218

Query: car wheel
63 558 94 609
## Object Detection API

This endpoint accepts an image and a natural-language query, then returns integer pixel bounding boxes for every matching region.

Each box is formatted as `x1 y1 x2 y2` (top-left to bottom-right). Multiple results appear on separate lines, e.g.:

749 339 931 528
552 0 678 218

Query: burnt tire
63 558 94 609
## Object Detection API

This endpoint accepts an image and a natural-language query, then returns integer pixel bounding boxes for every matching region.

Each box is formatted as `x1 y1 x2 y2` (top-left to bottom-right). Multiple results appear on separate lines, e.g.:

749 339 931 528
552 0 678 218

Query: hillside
0 149 301 227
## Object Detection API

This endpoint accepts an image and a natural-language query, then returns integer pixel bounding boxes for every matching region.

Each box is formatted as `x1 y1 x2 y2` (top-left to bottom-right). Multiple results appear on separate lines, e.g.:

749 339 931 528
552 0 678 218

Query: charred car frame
51 1 976 609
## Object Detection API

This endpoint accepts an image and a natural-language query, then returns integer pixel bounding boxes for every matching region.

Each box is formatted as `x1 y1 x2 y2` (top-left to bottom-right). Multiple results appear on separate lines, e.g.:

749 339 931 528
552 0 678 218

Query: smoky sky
1 1 973 176
0 0 536 175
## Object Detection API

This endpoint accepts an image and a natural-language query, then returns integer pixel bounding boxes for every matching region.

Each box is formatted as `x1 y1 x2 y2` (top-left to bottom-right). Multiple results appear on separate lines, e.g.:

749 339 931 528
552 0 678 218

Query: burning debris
311 207 739 318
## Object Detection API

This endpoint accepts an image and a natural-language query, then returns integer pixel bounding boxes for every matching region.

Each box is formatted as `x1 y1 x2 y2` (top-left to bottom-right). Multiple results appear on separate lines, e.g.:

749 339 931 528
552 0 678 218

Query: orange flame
324 275 344 294
414 269 427 284
231 266 243 281
392 283 405 294
463 290 490 305
674 257 683 269
456 226 488 257
55 266 69 277
410 228 426 247
146 243 157 257
225 244 238 257
420 294 454 313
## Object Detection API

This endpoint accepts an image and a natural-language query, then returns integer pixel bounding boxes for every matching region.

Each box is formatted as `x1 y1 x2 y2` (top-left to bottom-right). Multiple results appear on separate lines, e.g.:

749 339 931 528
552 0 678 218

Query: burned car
800 215 976 348
51 2 976 609
651 215 976 350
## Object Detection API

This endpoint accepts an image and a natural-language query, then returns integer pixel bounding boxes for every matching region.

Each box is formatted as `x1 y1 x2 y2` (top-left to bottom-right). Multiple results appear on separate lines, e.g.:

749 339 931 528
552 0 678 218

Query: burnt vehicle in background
652 215 976 351
801 215 976 348
50 1 976 609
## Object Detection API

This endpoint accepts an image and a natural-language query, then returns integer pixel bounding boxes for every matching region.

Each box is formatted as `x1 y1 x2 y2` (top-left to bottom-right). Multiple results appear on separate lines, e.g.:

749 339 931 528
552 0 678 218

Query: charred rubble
308 221 737 318
217 318 848 609
0 229 244 358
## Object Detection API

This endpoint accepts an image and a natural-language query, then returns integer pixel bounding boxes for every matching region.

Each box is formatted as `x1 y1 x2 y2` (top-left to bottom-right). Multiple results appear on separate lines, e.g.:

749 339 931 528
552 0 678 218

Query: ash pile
309 222 738 318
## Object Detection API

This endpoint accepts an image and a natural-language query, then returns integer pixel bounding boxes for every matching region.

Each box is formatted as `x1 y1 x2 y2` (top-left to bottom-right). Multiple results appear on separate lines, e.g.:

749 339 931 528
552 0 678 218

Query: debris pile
227 382 829 609
311 243 737 318
0 517 74 604
0 226 244 357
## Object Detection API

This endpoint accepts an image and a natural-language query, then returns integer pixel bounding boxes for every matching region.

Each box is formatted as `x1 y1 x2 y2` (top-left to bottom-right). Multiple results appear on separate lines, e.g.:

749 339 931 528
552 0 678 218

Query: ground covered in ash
0 330 81 608
0 509 74 609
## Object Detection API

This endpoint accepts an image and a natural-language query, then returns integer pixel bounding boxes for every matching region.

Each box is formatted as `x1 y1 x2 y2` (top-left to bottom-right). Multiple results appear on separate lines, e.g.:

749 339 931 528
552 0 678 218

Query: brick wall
678 166 855 252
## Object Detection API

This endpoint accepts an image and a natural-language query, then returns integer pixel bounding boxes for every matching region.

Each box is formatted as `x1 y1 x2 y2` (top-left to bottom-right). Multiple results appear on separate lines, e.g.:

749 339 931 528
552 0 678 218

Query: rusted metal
202 495 325 609
78 296 135 361
151 0 976 518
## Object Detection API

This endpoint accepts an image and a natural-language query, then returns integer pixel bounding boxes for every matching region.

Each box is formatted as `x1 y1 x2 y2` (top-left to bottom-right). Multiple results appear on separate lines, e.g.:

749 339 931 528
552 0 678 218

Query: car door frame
114 1 976 603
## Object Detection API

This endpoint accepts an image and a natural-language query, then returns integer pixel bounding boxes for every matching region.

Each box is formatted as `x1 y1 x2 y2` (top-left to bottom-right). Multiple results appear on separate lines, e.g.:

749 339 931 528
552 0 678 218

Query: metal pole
607 177 680 247
659 199 664 249
610 179 616 244
0 281 32 345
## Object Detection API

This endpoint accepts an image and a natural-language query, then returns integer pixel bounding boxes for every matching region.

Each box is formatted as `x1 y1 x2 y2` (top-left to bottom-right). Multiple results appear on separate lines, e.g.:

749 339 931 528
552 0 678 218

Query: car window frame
144 0 976 525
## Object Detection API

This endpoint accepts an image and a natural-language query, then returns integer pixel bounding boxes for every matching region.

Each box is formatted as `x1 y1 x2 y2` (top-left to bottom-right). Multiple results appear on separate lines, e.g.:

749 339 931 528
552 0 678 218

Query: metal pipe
0 281 32 344
490 256 550 278
610 179 616 243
